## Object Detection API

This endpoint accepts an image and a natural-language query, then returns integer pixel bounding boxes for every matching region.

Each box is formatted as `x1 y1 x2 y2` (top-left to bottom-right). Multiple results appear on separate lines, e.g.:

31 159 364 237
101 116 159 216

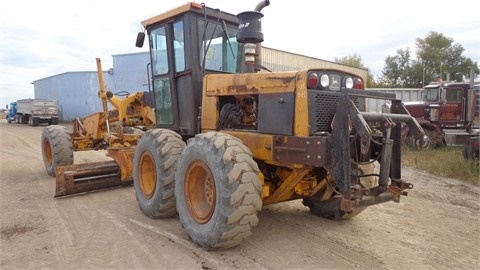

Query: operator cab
136 3 241 136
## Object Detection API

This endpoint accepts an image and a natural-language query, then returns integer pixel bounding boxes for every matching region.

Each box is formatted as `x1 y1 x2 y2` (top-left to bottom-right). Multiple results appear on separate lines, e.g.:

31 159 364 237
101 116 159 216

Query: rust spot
225 84 259 93
266 75 295 84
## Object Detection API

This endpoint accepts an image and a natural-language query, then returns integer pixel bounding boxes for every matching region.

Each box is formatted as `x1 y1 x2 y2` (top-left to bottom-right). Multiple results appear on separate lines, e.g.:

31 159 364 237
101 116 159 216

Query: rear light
345 77 354 88
307 72 319 88
320 74 329 88
307 71 362 91
354 78 363 89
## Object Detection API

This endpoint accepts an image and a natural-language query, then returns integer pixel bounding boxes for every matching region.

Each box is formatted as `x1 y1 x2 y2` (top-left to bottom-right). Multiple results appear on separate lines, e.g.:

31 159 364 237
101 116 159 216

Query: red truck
402 79 479 158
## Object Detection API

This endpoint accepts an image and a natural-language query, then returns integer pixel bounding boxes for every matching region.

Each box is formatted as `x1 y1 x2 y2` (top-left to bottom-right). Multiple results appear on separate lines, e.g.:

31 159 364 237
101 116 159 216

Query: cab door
439 87 464 127
149 17 190 127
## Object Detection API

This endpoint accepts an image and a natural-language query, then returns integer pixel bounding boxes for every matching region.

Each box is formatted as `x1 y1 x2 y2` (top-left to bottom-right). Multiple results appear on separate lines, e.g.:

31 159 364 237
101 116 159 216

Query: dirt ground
0 119 479 270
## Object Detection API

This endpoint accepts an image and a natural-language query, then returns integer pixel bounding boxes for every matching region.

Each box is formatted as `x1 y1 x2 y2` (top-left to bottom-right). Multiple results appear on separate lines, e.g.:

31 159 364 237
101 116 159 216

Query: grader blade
55 160 131 198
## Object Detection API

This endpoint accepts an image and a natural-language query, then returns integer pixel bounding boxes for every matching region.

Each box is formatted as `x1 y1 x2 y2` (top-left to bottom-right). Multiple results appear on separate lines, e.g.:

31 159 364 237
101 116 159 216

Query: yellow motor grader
41 58 155 196
41 1 424 250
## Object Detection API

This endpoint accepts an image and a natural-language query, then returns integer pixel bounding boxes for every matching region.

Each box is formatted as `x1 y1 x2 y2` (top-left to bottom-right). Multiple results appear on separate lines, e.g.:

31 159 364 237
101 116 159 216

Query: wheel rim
139 151 156 198
184 160 216 224
417 134 431 148
43 138 53 166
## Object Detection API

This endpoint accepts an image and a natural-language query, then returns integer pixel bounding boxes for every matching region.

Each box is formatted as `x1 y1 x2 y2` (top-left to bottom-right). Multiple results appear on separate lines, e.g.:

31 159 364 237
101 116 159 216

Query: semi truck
400 75 479 159
6 99 59 126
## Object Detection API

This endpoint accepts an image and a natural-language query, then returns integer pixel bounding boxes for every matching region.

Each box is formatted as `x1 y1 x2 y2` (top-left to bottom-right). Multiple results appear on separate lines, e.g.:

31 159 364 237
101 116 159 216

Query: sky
1 0 479 109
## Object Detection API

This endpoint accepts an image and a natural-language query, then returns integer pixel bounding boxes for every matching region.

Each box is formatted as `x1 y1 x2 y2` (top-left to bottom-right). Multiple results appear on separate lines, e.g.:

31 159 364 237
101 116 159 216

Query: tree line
335 31 479 88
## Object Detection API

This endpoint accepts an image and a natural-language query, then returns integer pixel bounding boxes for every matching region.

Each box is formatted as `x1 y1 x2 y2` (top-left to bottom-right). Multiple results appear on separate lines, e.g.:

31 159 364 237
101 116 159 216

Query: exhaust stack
236 0 269 73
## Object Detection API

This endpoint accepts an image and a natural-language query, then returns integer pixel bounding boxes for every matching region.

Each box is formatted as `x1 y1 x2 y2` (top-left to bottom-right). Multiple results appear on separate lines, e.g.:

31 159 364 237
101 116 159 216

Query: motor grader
41 58 155 196
41 1 424 250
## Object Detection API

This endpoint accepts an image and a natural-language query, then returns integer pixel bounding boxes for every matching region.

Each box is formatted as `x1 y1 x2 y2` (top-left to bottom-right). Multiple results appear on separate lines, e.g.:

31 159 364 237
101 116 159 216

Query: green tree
334 54 376 87
380 31 478 87
381 48 419 87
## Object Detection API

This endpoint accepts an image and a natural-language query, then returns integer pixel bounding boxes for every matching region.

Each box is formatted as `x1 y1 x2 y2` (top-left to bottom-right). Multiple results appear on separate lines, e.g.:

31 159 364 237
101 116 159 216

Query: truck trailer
6 99 59 126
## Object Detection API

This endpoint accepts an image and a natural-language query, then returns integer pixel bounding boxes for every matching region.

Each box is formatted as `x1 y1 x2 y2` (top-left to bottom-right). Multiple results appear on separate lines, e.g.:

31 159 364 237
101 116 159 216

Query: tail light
307 72 319 88
353 78 363 89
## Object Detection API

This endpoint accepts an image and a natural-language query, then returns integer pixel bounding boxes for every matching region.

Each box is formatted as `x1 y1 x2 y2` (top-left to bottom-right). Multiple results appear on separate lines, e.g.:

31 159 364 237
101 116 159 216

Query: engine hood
403 101 431 119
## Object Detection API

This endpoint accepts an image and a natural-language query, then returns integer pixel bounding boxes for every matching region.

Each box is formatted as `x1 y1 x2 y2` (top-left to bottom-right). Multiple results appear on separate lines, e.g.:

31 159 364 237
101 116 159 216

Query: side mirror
136 32 146 48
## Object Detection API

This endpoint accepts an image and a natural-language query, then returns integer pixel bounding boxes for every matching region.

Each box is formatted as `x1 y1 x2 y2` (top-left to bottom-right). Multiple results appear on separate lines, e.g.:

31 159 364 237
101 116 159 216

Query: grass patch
402 146 479 185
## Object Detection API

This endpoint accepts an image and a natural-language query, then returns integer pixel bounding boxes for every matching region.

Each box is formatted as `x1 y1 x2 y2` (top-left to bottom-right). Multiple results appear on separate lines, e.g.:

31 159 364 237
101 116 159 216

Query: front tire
175 132 262 250
133 129 185 218
407 126 445 149
41 125 74 176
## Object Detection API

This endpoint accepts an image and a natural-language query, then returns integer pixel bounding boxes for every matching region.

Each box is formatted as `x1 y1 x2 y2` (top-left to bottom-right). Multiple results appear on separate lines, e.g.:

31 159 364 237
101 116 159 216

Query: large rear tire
41 125 74 177
133 129 185 218
175 132 262 250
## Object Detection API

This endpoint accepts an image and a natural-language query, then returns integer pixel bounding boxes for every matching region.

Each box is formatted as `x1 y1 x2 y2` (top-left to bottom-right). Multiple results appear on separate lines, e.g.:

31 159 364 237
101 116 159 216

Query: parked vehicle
401 77 479 150
6 99 59 126
5 101 17 123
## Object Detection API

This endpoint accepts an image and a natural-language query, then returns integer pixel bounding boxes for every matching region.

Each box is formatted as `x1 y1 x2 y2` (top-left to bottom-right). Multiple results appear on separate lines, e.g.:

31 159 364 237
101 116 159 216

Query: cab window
173 21 185 72
424 89 439 102
198 19 238 72
445 88 462 102
154 78 173 125
150 27 168 75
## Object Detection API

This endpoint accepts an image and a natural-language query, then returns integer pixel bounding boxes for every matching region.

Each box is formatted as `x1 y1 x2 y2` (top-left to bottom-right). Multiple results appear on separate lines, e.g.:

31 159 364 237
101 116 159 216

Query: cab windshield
422 88 439 102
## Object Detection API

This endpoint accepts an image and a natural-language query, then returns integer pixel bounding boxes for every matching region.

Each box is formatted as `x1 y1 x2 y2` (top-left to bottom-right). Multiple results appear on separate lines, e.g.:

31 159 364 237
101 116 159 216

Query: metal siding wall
34 72 109 121
261 47 368 83
366 88 422 112
112 53 151 93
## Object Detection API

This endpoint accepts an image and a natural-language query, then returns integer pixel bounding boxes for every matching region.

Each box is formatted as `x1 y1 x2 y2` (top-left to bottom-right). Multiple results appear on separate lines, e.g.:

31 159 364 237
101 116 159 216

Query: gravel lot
1 119 479 269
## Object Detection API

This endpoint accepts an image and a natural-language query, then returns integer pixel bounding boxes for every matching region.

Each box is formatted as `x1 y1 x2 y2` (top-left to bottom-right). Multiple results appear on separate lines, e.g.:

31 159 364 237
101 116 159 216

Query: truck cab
403 81 480 148
6 102 17 123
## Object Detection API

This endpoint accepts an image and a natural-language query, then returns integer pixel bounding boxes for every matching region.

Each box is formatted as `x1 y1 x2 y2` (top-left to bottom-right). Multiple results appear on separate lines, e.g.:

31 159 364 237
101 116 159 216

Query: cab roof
141 2 238 28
